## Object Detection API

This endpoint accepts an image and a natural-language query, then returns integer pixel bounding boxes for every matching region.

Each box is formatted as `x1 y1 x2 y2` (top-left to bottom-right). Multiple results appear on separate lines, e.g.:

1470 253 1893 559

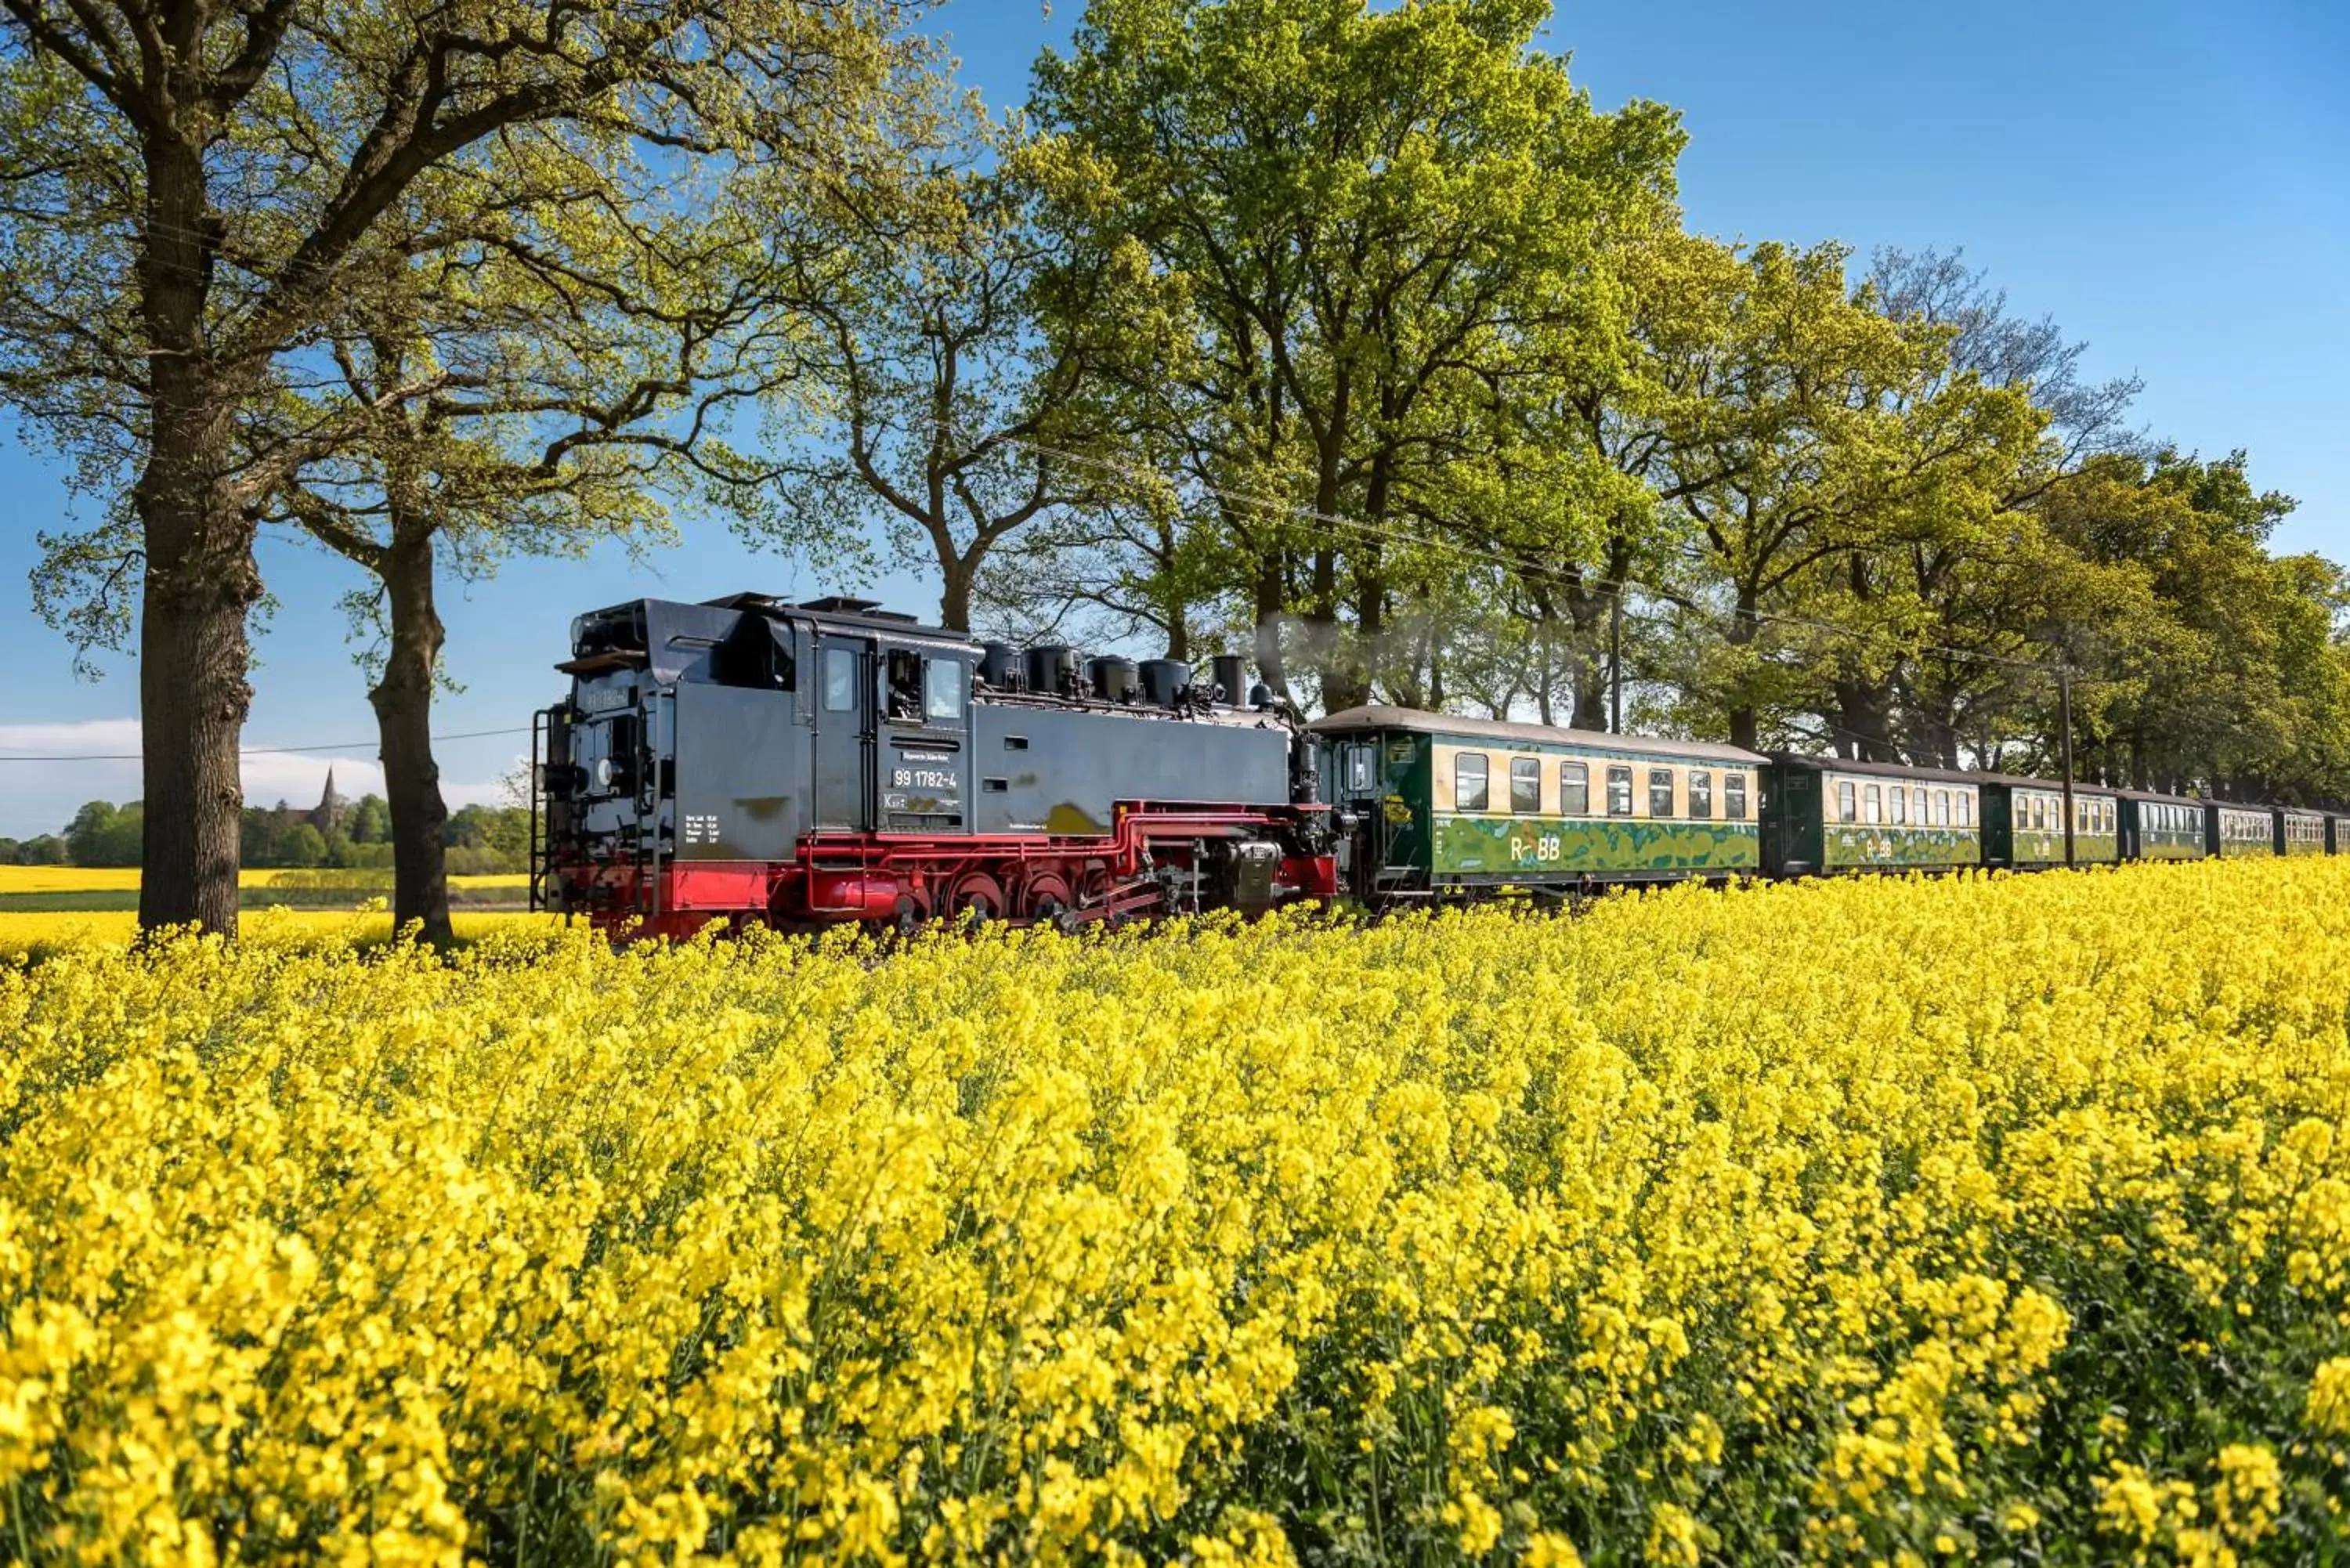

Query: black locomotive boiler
533 594 1339 938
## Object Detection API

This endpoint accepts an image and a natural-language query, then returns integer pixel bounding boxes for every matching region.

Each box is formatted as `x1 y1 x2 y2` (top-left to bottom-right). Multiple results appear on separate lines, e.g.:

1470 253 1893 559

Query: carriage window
1932 789 1950 827
1689 769 1714 819
1510 757 1541 815
1911 788 1926 823
924 659 965 724
1864 784 1882 825
1607 765 1634 817
1889 785 1907 826
1726 773 1750 821
1560 761 1590 816
822 647 857 712
1838 780 1856 823
1959 792 1972 829
1649 768 1676 818
1455 753 1489 813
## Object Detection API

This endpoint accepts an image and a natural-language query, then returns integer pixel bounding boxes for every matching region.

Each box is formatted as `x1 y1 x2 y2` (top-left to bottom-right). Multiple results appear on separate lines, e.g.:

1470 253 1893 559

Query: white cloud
0 717 511 836
0 717 145 757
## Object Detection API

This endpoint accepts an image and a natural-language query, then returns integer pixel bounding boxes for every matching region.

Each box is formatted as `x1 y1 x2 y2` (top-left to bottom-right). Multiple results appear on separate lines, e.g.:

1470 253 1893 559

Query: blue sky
0 0 2343 836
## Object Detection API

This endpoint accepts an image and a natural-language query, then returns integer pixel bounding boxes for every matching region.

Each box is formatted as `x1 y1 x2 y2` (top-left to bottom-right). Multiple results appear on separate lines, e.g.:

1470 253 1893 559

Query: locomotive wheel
950 873 1005 925
1018 872 1073 923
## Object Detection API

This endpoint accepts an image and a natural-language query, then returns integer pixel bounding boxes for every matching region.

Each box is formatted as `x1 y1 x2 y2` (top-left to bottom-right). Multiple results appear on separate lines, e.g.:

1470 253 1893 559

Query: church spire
312 767 347 836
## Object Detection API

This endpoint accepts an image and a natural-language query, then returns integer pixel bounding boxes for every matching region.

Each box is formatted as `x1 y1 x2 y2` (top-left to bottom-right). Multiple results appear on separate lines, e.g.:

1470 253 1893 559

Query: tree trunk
1564 585 1609 732
1727 584 1761 753
371 537 454 946
938 554 974 633
1252 560 1289 699
136 132 254 935
137 504 259 934
1834 676 1900 763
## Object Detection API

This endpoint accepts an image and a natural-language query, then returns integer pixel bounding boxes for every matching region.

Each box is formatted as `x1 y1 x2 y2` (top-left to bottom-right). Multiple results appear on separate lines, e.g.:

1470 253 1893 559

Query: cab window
1455 752 1489 813
1688 769 1713 819
822 647 857 712
1838 780 1856 823
1560 761 1590 815
1510 757 1541 815
1648 768 1676 818
1726 773 1750 821
885 648 923 720
923 659 965 724
1607 765 1634 817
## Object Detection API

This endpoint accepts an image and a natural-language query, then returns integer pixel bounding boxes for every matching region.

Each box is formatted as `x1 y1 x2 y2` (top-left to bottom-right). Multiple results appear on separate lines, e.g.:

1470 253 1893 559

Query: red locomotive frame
554 800 1340 941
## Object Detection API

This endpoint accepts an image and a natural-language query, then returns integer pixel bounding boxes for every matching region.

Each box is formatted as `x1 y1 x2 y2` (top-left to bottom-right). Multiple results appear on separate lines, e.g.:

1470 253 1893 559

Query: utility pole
2058 662 2077 868
1608 583 1624 735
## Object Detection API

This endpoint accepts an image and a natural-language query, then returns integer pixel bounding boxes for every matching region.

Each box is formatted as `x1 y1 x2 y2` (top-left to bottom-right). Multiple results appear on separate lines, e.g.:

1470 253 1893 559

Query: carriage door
812 635 875 830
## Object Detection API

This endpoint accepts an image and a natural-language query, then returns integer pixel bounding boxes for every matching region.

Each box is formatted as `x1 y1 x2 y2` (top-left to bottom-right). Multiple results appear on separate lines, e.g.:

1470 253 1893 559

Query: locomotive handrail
528 706 543 913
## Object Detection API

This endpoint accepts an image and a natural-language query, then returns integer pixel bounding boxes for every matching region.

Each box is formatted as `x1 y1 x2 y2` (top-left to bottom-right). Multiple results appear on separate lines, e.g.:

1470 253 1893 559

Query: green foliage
346 795 392 846
62 800 140 868
1026 0 1683 703
280 824 329 870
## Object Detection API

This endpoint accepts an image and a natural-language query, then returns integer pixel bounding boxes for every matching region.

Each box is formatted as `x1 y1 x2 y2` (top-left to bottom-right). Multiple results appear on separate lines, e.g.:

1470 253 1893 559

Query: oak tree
0 0 909 933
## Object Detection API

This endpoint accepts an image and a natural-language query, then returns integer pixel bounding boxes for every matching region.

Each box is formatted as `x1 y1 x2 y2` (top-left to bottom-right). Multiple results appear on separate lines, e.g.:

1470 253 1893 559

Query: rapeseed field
2 861 2346 1563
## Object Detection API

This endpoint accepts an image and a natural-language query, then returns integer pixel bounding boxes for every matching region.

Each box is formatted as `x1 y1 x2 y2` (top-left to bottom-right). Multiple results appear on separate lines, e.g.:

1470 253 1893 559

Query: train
531 594 2349 938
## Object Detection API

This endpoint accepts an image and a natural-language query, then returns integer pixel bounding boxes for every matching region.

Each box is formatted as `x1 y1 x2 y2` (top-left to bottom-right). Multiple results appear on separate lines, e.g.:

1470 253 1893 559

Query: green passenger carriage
2118 791 2208 862
1759 755 1984 875
2279 807 2326 856
1985 780 2121 868
2210 804 2276 858
1311 706 1766 901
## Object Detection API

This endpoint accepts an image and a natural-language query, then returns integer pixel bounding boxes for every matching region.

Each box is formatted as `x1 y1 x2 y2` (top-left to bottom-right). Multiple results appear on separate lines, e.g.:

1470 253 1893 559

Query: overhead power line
0 725 529 764
934 418 2073 677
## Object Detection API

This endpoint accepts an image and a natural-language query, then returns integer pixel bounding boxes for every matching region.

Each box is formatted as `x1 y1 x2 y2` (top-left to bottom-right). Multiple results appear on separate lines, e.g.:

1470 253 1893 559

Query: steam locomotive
533 592 2350 938
533 594 1340 939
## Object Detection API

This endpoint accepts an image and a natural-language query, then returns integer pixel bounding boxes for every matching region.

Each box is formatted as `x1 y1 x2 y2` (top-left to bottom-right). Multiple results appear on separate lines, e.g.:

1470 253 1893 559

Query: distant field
0 865 530 912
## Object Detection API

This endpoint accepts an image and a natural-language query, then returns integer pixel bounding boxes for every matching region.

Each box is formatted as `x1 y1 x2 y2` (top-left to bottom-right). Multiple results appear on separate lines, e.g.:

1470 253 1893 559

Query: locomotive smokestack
1210 654 1249 706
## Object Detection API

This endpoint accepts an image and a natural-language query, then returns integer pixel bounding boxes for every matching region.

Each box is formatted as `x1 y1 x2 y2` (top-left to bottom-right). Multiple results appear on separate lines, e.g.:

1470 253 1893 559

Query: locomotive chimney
1209 654 1249 706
